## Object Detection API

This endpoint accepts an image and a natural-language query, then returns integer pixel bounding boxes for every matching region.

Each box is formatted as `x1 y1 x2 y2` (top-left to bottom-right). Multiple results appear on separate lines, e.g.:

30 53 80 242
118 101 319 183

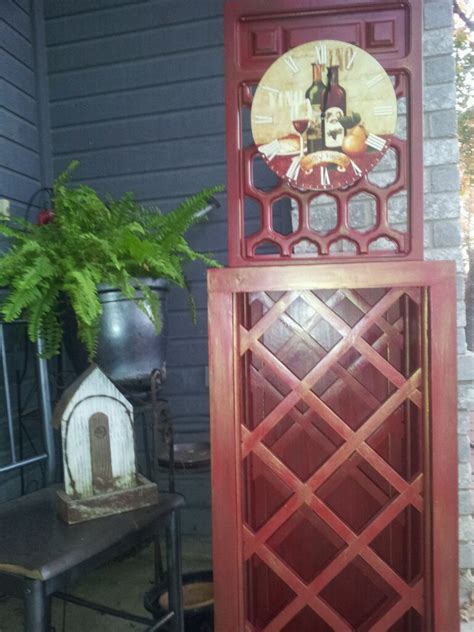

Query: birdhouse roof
53 364 132 429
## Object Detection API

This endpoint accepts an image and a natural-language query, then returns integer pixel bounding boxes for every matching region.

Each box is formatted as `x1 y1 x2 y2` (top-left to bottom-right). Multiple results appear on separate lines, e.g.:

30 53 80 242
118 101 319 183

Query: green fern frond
135 279 163 333
0 223 30 242
0 160 222 357
38 309 63 358
1 285 44 321
64 269 102 326
186 287 197 325
13 256 55 291
76 316 100 360
26 285 59 345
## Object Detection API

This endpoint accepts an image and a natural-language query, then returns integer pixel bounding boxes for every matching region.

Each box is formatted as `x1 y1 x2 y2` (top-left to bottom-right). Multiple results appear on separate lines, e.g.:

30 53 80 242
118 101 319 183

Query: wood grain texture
0 2 42 213
208 260 458 631
430 278 459 631
89 412 114 493
225 0 424 266
208 261 454 293
54 366 136 498
56 474 159 524
208 288 244 631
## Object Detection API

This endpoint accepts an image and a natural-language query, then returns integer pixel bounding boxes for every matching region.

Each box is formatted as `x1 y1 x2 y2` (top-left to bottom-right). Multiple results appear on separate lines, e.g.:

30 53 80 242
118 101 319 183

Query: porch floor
0 534 471 631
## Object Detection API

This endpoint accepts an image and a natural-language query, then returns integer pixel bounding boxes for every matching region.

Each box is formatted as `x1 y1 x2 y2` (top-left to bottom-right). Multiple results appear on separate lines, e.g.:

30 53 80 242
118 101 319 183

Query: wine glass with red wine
291 99 311 158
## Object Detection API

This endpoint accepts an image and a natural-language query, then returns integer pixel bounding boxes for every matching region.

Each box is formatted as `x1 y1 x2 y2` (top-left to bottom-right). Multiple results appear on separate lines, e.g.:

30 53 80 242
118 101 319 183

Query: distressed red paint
225 0 423 266
213 2 459 630
209 262 458 631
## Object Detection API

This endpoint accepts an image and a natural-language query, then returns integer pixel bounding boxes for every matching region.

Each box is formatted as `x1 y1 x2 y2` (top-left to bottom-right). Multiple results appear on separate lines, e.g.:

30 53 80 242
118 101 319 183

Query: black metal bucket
144 570 214 631
64 278 169 392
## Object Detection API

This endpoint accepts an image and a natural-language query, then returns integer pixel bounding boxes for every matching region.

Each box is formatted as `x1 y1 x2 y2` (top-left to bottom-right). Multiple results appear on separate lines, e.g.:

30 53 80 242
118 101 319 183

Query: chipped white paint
54 366 137 499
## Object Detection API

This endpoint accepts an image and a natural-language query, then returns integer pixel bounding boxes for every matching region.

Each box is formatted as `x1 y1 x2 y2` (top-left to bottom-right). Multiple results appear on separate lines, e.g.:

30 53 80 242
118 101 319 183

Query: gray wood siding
0 1 46 501
45 0 227 534
0 1 42 215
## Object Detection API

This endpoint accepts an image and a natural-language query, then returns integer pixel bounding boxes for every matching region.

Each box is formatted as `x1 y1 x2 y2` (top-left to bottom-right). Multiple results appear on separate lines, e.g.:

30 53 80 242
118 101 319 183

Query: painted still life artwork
251 40 398 192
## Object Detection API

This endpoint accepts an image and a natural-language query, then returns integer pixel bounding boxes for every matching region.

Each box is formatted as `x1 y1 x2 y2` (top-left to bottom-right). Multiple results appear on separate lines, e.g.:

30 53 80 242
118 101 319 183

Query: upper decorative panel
224 0 423 266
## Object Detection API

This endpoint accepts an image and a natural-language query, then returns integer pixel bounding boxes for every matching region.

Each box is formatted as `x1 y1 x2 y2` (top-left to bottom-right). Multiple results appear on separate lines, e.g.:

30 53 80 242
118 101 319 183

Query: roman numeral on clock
367 73 385 89
261 85 279 95
320 166 331 187
315 44 327 65
351 160 362 177
347 50 357 70
254 115 273 124
374 105 394 116
284 55 299 74
366 134 386 151
286 156 300 180
262 140 280 161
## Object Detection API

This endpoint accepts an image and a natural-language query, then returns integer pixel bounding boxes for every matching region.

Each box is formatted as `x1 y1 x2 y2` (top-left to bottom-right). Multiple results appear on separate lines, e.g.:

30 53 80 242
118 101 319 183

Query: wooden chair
0 325 185 632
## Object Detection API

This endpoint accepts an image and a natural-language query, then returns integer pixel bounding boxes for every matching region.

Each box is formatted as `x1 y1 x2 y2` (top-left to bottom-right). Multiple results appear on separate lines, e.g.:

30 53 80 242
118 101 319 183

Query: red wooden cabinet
209 262 458 631
213 2 459 629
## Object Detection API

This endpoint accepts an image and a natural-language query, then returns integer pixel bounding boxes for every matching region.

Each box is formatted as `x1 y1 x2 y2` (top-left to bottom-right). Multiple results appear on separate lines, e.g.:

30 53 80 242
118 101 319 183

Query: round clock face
251 40 397 192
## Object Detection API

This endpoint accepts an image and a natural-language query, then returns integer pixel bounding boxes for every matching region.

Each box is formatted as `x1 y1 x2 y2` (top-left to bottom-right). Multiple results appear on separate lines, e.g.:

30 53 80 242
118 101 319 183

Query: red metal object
209 261 458 631
37 208 55 225
224 0 423 266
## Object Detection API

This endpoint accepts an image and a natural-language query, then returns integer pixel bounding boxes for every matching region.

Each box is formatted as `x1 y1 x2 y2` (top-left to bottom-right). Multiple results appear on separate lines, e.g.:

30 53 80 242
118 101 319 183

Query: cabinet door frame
208 260 458 632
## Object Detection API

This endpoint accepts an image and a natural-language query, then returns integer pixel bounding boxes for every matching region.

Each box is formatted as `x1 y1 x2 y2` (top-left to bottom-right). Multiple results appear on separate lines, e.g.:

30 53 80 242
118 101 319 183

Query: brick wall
423 0 474 607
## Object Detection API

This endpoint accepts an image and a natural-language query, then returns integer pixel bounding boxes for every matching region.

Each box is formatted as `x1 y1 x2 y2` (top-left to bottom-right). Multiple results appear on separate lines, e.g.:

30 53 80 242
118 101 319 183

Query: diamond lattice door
209 263 458 632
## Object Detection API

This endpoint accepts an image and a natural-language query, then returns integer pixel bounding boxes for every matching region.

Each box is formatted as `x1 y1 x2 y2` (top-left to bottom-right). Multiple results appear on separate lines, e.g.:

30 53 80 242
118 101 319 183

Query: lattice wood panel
242 287 424 631
225 0 423 266
209 263 458 632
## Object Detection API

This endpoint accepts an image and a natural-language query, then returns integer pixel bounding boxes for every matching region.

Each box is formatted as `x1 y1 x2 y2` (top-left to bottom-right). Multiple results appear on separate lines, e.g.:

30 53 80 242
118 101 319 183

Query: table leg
154 526 165 586
166 510 184 632
24 580 50 632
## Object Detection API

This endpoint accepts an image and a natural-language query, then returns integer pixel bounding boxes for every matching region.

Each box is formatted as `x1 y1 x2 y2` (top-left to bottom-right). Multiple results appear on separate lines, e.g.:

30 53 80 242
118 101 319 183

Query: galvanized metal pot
64 278 169 393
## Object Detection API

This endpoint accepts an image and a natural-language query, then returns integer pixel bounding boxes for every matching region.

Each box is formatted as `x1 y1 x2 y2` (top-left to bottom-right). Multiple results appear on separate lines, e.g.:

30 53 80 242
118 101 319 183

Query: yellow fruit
351 124 367 140
342 124 368 157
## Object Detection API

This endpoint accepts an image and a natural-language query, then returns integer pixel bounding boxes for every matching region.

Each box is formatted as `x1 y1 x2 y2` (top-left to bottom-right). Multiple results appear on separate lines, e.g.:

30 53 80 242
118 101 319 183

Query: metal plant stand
142 406 214 632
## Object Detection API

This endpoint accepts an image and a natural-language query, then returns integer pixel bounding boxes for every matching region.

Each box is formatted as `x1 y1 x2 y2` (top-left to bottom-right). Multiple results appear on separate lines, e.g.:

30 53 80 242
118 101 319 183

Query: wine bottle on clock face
305 63 325 153
321 66 346 151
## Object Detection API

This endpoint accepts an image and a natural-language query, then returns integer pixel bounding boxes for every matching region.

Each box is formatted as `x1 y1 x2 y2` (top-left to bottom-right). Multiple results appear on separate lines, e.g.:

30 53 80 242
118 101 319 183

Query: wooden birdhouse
54 364 158 523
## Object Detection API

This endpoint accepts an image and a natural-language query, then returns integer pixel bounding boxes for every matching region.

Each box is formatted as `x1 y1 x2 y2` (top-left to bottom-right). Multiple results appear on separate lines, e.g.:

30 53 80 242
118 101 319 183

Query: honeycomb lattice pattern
240 75 412 263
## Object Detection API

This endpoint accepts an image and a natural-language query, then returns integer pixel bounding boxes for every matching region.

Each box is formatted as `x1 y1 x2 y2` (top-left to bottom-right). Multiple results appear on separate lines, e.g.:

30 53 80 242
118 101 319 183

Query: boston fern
0 162 222 359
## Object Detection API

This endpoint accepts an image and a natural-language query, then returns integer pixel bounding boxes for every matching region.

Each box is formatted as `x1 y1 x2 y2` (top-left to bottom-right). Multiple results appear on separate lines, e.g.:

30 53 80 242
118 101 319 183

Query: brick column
423 0 474 609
